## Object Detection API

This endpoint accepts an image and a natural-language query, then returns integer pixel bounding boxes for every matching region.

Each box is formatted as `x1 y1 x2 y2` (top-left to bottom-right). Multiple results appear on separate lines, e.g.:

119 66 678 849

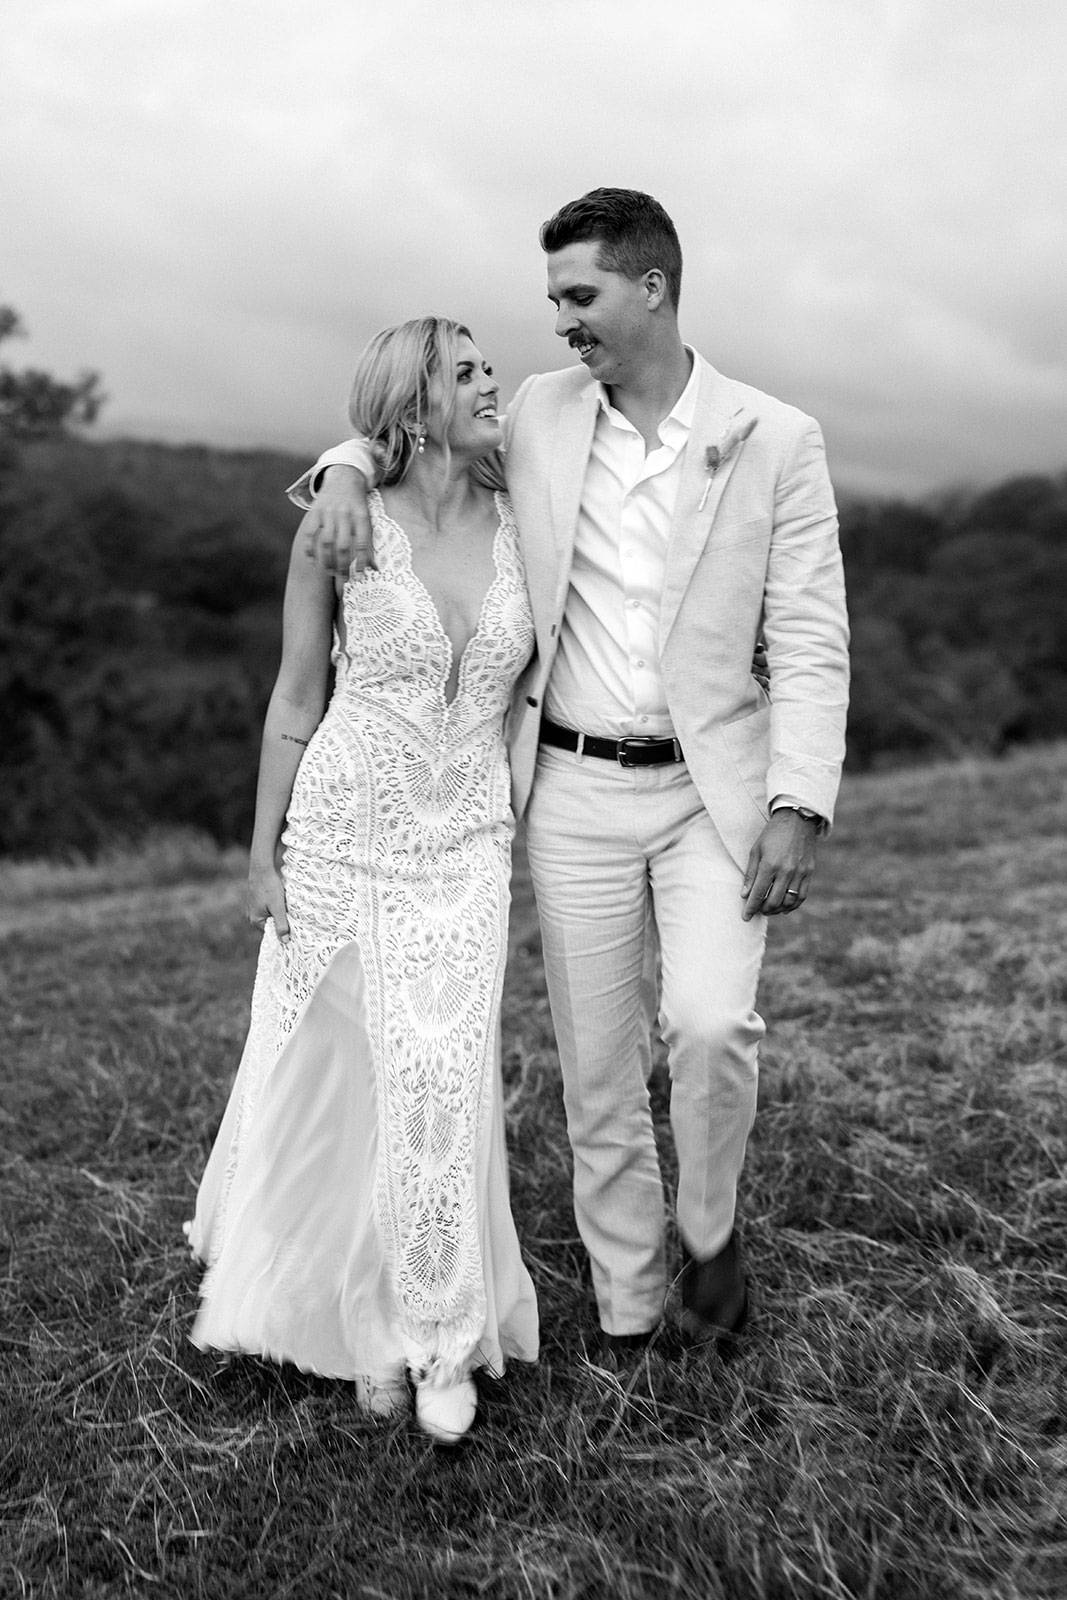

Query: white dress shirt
544 355 700 739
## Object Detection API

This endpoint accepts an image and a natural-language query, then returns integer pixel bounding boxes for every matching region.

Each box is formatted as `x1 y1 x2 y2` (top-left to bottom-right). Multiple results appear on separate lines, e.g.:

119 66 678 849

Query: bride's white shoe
414 1375 477 1444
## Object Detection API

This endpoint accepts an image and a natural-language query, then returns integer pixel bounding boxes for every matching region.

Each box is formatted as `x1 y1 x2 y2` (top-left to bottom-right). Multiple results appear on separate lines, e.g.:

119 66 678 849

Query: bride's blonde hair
348 316 505 491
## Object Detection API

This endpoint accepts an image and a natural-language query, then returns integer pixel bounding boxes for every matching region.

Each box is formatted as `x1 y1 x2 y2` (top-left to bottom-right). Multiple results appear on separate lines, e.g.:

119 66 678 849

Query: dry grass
1 746 1065 1598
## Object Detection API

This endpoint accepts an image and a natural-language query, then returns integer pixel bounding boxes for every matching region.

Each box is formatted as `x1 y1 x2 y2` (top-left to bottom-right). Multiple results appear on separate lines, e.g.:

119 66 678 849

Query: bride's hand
246 862 290 945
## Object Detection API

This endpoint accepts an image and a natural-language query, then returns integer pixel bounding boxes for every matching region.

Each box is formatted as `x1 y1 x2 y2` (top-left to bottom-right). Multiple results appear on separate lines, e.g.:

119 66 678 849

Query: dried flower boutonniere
698 415 758 510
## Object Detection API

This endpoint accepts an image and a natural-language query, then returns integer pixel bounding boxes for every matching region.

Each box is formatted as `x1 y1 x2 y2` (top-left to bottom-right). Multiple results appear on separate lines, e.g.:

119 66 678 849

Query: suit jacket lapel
660 361 749 648
548 382 599 579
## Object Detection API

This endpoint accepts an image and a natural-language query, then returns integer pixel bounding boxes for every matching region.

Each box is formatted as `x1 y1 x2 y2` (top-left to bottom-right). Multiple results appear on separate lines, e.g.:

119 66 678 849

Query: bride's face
426 336 502 458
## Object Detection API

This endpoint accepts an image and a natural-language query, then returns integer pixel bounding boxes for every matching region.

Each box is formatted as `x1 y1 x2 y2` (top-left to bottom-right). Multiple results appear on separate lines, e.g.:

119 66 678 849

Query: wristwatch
773 803 821 825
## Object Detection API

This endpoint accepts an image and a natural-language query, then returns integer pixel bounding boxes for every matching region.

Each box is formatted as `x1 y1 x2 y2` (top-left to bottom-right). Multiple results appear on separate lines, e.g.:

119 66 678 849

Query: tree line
1 311 1064 856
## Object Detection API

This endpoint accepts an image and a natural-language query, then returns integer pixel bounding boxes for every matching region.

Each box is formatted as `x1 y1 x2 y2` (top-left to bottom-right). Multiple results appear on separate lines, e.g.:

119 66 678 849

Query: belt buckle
616 736 660 767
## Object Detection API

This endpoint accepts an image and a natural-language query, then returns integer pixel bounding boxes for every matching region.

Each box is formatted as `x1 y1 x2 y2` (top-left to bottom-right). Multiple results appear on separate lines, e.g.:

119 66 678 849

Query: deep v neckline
372 490 506 710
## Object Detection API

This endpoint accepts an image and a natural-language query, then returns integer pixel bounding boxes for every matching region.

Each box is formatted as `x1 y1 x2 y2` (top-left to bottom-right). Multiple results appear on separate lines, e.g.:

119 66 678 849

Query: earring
416 432 426 455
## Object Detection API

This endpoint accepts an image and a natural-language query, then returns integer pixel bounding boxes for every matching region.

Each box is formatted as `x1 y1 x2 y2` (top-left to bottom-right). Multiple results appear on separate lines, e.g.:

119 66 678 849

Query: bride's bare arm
246 530 336 942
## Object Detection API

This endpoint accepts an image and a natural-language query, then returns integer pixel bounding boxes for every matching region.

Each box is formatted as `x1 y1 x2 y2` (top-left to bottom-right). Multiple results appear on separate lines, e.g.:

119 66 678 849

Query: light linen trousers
524 743 767 1337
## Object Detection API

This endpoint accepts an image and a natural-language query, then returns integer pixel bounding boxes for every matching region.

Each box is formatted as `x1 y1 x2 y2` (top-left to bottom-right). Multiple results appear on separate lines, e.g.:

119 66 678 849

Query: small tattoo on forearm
282 734 309 747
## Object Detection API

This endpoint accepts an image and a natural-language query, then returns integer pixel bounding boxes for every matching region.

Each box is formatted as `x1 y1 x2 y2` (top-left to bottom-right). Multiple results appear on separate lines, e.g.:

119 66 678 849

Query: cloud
4 0 1065 492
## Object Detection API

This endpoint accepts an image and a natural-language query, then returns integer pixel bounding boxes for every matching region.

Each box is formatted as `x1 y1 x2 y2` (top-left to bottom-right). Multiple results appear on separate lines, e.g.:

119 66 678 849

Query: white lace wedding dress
185 490 539 1390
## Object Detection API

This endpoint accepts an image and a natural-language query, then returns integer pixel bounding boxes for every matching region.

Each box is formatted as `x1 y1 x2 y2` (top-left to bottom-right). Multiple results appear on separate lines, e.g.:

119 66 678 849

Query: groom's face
546 239 652 388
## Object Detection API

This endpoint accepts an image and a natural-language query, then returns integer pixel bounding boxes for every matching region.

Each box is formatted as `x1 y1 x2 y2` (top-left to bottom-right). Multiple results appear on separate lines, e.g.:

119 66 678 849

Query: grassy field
1 747 1065 1599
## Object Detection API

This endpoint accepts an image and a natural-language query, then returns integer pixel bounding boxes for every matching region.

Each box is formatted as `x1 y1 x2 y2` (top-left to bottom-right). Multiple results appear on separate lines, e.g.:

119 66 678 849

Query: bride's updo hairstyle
348 316 505 490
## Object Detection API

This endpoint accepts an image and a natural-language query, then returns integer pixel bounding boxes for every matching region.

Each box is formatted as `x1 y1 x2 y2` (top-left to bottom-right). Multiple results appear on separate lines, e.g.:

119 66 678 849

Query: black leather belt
540 718 684 767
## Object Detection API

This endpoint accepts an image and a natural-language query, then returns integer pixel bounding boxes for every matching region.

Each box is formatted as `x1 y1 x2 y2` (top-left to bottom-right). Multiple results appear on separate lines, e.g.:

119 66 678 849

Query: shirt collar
595 346 700 446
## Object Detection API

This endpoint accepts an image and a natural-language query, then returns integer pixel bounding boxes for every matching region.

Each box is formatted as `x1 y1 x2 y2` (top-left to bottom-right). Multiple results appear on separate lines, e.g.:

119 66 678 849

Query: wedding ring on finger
785 890 801 899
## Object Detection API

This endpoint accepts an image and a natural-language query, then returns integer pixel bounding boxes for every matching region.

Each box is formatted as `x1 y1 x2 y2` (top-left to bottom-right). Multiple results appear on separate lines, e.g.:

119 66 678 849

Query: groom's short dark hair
539 188 683 309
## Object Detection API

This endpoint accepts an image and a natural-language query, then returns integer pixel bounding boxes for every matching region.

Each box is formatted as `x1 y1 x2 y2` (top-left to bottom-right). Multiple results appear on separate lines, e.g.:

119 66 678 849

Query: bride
184 317 539 1444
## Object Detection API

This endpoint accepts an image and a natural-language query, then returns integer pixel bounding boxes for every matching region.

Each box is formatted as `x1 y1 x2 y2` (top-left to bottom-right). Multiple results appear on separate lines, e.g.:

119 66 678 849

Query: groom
291 189 850 1354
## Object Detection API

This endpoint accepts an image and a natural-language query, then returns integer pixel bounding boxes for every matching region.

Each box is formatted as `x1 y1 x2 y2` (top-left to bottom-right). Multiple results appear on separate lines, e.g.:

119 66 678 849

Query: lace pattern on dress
205 493 533 1380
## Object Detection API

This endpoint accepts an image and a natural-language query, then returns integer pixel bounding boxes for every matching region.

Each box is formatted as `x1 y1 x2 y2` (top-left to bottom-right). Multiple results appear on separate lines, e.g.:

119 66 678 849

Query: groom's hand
740 810 817 920
300 465 375 576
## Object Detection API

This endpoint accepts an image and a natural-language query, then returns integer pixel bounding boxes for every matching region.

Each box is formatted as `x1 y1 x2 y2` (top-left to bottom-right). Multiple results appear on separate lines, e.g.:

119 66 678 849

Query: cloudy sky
5 0 1065 496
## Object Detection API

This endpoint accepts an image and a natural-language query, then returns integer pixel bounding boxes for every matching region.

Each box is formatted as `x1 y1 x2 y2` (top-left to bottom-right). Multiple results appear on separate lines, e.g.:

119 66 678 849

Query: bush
1 434 1065 854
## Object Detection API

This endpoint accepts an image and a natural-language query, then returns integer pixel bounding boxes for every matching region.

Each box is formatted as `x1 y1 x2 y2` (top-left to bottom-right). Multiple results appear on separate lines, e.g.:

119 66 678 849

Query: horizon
48 414 1067 511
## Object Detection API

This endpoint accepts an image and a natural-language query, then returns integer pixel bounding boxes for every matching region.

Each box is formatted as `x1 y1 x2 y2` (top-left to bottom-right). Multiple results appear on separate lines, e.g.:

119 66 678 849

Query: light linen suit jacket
500 352 849 869
291 351 850 871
